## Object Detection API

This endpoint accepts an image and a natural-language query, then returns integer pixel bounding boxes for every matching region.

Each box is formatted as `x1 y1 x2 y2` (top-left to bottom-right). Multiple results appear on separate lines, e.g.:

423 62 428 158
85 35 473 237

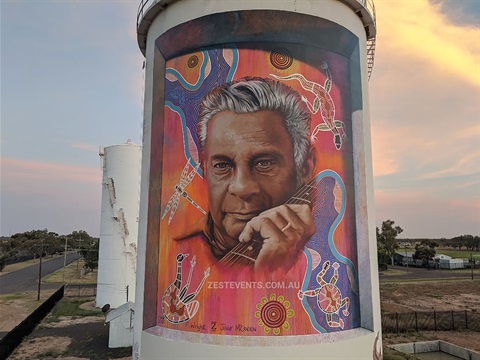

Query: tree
67 230 99 272
451 235 479 251
377 219 404 266
413 240 438 268
80 238 99 271
66 230 94 251
0 255 7 271
12 229 48 260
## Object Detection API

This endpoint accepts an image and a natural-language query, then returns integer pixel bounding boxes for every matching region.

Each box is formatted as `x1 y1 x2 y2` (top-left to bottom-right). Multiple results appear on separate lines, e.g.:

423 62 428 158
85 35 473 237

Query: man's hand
238 204 315 272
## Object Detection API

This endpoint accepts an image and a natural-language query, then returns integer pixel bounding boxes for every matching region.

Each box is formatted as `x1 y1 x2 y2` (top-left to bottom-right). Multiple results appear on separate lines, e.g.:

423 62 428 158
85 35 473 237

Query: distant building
393 251 415 266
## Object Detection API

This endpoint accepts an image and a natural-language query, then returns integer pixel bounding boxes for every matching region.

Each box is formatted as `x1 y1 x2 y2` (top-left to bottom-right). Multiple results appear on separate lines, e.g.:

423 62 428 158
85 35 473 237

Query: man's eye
213 162 230 170
255 160 274 171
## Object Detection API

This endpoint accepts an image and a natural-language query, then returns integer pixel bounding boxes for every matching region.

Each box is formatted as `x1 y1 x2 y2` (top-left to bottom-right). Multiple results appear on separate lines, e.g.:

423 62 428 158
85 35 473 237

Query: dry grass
0 290 57 333
3 262 480 359
43 258 97 285
380 280 480 313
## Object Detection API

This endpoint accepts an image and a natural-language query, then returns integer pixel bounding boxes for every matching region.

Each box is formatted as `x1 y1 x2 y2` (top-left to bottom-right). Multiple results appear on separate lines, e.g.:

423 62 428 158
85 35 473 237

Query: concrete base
389 340 480 360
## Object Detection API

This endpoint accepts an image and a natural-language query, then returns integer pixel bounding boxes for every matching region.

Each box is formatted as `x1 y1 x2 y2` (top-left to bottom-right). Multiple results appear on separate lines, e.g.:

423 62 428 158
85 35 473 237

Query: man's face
203 110 299 245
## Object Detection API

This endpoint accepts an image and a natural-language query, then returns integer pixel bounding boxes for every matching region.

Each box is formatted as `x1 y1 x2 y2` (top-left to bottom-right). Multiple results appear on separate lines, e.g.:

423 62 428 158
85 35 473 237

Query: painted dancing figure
298 260 350 329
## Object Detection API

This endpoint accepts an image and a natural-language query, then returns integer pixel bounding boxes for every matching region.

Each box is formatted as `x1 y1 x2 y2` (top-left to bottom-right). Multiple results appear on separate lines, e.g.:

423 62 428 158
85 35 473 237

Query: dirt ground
3 274 480 359
380 278 480 355
8 311 132 360
380 279 480 313
0 290 56 336
8 319 132 360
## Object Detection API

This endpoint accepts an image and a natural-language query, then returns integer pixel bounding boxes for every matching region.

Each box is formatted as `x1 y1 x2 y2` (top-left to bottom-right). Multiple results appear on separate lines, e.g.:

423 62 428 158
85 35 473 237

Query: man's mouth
227 212 260 221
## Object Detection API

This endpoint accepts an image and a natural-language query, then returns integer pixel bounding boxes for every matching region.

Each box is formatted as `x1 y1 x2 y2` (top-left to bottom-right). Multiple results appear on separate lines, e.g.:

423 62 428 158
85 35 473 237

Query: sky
1 0 479 239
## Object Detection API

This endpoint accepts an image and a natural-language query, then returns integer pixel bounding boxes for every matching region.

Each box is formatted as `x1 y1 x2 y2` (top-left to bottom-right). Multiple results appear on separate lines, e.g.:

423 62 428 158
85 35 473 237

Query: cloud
1 157 101 195
371 0 479 177
1 157 102 236
370 0 479 237
375 188 479 238
71 142 100 152
375 0 480 87
429 0 480 27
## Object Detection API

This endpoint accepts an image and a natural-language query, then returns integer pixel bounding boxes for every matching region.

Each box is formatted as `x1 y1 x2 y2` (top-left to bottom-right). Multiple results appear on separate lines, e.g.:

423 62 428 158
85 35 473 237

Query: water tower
134 1 380 359
96 140 142 308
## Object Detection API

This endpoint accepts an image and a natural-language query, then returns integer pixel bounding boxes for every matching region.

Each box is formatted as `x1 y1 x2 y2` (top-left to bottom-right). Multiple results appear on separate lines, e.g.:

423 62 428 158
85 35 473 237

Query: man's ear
302 146 317 182
199 152 206 174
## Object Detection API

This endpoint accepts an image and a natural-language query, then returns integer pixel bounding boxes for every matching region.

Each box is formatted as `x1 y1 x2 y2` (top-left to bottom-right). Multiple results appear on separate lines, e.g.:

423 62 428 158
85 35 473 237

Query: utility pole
37 238 44 301
76 238 82 275
471 253 474 281
63 237 68 283
405 243 408 269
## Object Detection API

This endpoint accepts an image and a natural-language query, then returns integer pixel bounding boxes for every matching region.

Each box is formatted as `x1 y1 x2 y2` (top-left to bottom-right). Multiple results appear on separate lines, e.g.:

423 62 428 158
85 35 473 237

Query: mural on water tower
144 11 366 345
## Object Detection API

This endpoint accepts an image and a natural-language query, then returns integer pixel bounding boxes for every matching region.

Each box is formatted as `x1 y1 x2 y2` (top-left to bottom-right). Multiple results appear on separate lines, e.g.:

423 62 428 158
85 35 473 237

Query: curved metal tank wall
134 1 380 359
96 140 142 308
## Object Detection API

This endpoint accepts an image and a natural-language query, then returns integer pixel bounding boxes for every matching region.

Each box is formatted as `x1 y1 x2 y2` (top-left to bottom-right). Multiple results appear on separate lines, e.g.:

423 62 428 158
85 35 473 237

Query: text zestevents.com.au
207 281 301 290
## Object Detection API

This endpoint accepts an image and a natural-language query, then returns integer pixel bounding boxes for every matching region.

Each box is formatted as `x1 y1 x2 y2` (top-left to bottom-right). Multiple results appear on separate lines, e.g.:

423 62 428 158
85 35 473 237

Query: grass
45 297 102 323
43 258 97 284
381 277 476 285
383 347 418 360
0 290 57 313
436 249 480 259
380 268 410 276
38 349 63 358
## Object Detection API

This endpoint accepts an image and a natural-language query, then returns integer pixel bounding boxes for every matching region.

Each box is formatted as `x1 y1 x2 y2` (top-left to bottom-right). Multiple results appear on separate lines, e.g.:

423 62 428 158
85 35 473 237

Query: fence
64 284 97 298
382 310 480 333
0 285 64 360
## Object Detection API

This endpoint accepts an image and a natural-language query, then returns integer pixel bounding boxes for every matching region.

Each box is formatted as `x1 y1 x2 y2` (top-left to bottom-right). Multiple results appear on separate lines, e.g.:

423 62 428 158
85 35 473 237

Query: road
0 253 80 295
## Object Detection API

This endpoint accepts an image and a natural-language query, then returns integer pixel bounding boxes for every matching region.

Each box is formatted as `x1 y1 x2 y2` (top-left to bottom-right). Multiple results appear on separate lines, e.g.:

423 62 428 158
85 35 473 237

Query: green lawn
401 248 479 260
436 249 480 259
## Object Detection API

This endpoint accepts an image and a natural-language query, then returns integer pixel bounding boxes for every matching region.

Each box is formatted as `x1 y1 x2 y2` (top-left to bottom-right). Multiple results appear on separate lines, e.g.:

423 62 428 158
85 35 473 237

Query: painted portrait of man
148 34 361 339
176 77 317 273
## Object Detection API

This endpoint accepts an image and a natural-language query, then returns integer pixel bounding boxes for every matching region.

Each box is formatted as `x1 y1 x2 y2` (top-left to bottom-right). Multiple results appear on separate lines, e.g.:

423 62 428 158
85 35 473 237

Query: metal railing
136 0 157 31
64 283 97 298
136 0 376 31
136 0 376 79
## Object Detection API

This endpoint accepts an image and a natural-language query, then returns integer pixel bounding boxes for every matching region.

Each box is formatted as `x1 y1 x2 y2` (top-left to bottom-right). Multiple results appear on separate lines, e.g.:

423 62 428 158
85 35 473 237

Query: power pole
76 239 82 275
405 243 408 269
63 237 68 283
37 238 44 301
472 253 474 281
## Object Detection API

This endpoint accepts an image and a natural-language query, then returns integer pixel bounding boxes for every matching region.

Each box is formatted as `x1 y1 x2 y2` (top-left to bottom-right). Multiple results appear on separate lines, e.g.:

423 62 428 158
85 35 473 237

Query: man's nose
228 168 260 200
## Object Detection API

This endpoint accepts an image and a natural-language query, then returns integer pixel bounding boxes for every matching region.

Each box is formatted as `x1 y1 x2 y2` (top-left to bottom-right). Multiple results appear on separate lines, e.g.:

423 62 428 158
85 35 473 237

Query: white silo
96 140 142 308
134 1 380 359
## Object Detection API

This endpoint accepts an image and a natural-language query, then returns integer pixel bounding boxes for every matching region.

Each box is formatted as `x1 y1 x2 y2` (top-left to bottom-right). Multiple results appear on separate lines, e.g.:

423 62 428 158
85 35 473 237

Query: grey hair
197 77 311 179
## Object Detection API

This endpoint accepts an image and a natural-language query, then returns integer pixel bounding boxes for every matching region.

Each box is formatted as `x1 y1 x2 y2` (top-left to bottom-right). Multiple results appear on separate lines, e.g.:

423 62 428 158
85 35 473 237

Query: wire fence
382 310 480 333
64 284 97 298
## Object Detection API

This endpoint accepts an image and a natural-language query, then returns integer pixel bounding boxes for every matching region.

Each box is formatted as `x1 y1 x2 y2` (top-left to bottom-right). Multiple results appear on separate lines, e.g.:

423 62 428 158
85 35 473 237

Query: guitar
219 175 325 267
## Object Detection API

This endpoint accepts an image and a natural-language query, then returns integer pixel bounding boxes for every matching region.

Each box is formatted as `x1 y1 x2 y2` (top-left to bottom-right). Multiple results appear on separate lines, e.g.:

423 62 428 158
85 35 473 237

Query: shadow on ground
9 318 132 359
